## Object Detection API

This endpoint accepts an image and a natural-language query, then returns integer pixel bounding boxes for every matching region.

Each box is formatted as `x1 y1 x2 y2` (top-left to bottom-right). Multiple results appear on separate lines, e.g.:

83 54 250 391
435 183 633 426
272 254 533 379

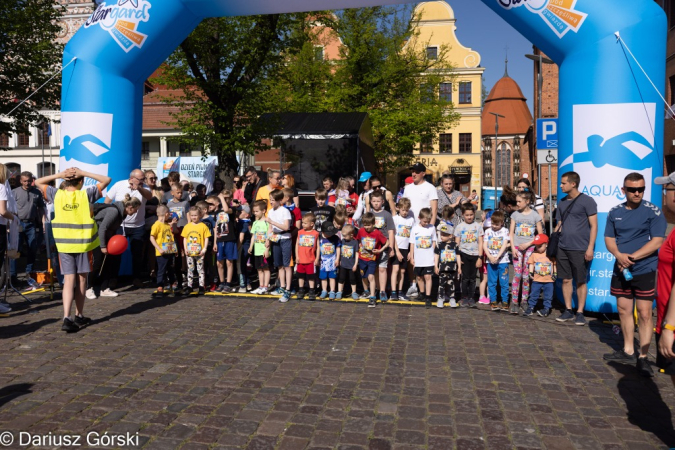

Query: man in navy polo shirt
603 172 666 377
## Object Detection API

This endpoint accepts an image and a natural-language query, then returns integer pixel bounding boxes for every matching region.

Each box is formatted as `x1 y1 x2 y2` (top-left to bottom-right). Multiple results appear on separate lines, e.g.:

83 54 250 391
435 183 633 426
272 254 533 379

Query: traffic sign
537 118 558 149
537 148 558 165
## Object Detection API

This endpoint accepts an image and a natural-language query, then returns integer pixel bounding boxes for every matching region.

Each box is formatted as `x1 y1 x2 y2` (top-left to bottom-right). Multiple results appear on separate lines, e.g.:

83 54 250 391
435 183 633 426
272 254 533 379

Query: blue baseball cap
358 172 372 183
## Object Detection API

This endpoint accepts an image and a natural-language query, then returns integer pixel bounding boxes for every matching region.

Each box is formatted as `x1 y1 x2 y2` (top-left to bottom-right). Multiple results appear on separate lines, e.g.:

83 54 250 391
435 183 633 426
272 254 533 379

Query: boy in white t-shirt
410 208 437 308
391 197 415 301
483 210 511 312
267 190 293 303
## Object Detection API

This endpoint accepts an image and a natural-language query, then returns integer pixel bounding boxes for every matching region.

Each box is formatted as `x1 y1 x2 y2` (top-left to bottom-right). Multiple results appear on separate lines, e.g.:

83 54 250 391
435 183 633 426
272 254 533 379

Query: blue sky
448 0 535 112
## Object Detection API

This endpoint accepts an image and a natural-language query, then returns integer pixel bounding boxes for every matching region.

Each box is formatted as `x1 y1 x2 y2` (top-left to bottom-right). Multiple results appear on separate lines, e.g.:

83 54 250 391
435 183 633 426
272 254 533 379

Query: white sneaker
0 303 11 313
436 298 444 308
449 298 458 308
26 277 40 289
406 285 418 298
100 288 119 297
251 287 262 294
258 287 268 295
86 288 97 299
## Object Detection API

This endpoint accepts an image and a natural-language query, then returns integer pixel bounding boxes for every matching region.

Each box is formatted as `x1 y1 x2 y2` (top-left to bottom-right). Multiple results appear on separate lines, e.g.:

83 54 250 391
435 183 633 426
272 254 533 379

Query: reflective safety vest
52 189 99 253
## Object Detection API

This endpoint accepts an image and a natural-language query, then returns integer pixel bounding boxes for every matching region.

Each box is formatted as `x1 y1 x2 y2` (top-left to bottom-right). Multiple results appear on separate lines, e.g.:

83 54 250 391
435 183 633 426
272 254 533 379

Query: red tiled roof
482 76 533 136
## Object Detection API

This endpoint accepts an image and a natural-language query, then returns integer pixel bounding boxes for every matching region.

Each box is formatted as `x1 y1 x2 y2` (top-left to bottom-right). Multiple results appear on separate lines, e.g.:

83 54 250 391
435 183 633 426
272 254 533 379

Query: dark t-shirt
237 219 251 244
244 179 263 206
372 209 395 236
340 239 359 269
311 205 335 231
555 193 597 251
604 200 667 275
435 241 459 273
215 210 237 242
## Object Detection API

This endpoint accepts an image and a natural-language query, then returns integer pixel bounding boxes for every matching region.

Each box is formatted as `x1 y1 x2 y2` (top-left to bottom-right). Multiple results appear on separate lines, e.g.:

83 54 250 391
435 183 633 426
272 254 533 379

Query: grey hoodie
94 202 125 249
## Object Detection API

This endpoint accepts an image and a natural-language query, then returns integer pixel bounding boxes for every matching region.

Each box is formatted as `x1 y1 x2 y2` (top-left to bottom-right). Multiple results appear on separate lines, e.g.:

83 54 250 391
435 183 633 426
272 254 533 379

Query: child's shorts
319 269 337 280
358 259 377 278
414 266 434 276
378 251 389 269
390 249 409 266
297 263 315 275
272 239 292 267
217 241 238 261
254 255 269 270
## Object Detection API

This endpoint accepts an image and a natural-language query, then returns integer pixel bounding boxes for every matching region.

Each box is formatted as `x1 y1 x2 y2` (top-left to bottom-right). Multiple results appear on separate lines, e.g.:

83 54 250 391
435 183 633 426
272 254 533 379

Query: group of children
147 181 557 315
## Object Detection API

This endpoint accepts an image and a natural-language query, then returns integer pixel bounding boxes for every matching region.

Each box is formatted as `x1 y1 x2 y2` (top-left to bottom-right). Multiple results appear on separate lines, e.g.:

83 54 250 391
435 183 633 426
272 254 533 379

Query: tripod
2 227 32 305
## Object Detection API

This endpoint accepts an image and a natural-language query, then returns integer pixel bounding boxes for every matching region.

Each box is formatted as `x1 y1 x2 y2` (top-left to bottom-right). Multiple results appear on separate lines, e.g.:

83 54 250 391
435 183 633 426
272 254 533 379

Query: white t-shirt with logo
106 180 147 228
484 227 510 264
393 214 415 249
402 181 438 223
267 206 292 240
410 224 437 268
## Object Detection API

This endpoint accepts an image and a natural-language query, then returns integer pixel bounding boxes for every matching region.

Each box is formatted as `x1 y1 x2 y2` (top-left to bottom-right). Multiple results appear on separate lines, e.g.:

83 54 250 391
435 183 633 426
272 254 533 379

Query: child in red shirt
296 212 319 300
357 212 388 307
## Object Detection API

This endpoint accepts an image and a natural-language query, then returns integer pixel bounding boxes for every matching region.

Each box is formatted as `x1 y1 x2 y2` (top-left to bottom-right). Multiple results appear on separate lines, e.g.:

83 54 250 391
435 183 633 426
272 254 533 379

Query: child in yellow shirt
181 206 212 295
150 205 178 297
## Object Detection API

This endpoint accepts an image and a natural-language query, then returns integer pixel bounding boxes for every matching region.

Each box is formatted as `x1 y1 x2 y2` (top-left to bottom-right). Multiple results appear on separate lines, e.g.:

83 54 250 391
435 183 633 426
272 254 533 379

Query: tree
0 0 64 139
157 14 314 174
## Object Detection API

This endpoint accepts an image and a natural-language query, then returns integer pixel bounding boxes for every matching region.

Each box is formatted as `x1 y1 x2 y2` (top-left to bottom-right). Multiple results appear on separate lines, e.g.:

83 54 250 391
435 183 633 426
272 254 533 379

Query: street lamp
525 51 555 234
489 111 505 210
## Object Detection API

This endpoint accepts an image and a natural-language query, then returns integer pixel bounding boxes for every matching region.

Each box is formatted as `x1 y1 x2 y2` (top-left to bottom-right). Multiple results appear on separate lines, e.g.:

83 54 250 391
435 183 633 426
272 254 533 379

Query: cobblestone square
0 288 673 449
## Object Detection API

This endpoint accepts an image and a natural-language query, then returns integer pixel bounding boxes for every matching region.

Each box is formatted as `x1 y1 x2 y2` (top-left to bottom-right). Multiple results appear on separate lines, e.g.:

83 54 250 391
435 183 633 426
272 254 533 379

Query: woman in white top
516 178 544 220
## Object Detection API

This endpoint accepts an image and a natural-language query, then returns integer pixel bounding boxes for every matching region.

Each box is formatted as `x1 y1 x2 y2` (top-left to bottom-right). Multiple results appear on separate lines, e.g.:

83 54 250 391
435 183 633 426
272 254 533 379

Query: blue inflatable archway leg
61 0 666 313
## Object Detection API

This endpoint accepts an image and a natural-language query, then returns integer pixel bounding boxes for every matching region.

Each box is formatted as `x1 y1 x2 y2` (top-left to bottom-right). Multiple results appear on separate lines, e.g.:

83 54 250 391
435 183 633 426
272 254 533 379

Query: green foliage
0 0 64 137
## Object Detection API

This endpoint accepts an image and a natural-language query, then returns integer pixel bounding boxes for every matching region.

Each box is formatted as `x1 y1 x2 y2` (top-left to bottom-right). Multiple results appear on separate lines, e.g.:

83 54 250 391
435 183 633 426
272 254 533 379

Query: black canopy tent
258 112 377 191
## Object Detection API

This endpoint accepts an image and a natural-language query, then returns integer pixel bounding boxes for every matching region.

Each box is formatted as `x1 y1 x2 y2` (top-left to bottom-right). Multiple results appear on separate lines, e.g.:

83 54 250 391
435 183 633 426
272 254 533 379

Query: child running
483 210 511 311
509 190 544 314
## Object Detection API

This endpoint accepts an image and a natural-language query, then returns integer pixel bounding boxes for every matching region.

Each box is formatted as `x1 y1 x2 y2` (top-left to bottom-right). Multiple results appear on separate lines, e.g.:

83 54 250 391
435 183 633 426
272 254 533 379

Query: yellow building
392 1 484 197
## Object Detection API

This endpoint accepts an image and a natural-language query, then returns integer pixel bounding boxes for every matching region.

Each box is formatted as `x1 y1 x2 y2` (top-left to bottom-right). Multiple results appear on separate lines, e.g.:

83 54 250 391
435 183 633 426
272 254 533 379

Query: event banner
156 156 218 194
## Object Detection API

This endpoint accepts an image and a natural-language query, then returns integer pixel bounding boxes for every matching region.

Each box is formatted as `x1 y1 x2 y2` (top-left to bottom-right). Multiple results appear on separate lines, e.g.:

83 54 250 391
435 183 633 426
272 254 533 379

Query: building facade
398 1 484 197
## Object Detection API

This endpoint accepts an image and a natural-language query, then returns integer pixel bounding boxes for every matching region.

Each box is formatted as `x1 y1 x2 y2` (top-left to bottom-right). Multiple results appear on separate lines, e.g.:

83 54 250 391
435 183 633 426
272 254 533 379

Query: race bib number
361 237 376 251
187 242 202 257
336 197 348 206
161 242 177 254
516 223 533 238
535 262 553 277
342 245 354 259
397 224 411 238
488 237 503 250
441 248 456 263
461 230 477 244
415 235 432 249
321 242 335 255
299 234 315 247
269 233 281 243
374 216 386 229
254 231 267 244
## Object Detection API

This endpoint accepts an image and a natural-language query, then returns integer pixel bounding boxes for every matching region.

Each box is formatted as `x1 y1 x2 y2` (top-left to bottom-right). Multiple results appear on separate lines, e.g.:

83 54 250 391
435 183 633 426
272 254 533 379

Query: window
38 123 49 147
37 162 55 178
426 46 437 60
439 134 452 153
420 83 434 103
179 143 192 156
459 133 472 153
420 136 433 153
17 132 29 147
141 141 150 161
496 142 511 187
459 82 472 104
314 46 324 61
439 83 452 102
0 134 8 147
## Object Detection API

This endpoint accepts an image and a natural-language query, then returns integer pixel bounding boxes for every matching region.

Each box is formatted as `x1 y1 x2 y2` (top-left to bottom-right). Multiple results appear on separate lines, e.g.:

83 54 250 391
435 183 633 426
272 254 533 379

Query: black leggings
459 252 478 300
338 267 359 285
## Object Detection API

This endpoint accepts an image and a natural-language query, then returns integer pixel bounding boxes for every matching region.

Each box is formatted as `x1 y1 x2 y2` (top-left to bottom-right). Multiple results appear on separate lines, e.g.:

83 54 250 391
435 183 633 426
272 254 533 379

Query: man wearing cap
602 172 666 377
436 173 468 226
403 163 438 225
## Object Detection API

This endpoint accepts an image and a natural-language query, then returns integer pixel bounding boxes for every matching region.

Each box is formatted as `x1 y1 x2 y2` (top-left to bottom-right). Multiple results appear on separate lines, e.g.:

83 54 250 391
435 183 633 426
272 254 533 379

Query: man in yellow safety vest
35 167 111 332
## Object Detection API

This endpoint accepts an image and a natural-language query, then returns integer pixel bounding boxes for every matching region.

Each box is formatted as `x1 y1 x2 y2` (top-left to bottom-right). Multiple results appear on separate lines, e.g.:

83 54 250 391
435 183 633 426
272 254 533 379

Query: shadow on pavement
0 318 59 339
0 384 33 408
88 292 185 327
608 361 675 448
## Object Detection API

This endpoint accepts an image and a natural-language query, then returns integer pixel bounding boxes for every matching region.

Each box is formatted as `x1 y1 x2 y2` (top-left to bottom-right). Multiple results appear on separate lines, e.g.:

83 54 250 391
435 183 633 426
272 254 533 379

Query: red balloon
107 235 128 256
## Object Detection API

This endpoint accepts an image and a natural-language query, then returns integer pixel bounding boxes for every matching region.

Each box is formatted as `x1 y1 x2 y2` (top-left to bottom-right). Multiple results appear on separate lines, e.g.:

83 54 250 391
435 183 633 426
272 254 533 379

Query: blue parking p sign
537 118 558 149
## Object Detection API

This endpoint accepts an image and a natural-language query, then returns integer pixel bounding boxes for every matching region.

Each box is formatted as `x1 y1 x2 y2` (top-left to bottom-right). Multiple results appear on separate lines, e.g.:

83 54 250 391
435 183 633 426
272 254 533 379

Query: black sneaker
467 299 477 309
368 297 376 308
537 308 550 317
460 298 470 308
307 290 316 301
152 289 164 298
170 288 178 298
522 307 533 316
423 295 431 309
296 289 306 300
390 291 399 301
222 285 233 294
603 349 638 364
198 286 205 296
62 318 80 333
73 315 91 327
556 310 574 322
637 357 655 377
574 313 586 326
183 287 193 296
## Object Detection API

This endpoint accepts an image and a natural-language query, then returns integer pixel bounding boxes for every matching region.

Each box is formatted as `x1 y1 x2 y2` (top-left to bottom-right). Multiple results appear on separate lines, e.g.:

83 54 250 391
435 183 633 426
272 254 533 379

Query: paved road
0 287 673 449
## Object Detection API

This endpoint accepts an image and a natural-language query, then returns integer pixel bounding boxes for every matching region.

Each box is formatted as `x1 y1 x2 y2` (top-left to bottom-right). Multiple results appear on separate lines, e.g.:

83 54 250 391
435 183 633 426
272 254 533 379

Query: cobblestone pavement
0 286 674 450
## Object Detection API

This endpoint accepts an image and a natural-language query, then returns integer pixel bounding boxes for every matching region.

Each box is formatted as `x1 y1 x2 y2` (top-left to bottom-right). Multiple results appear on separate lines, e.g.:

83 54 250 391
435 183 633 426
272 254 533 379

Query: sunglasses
624 186 645 194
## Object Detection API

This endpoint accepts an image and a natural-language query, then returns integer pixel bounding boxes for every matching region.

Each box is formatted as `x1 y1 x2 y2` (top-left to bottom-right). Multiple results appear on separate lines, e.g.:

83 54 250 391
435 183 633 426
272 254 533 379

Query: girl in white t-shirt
410 208 437 307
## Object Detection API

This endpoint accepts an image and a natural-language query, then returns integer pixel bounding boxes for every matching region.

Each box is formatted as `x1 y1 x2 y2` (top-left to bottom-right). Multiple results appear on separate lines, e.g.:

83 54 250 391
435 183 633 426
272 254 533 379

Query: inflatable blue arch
61 0 666 312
